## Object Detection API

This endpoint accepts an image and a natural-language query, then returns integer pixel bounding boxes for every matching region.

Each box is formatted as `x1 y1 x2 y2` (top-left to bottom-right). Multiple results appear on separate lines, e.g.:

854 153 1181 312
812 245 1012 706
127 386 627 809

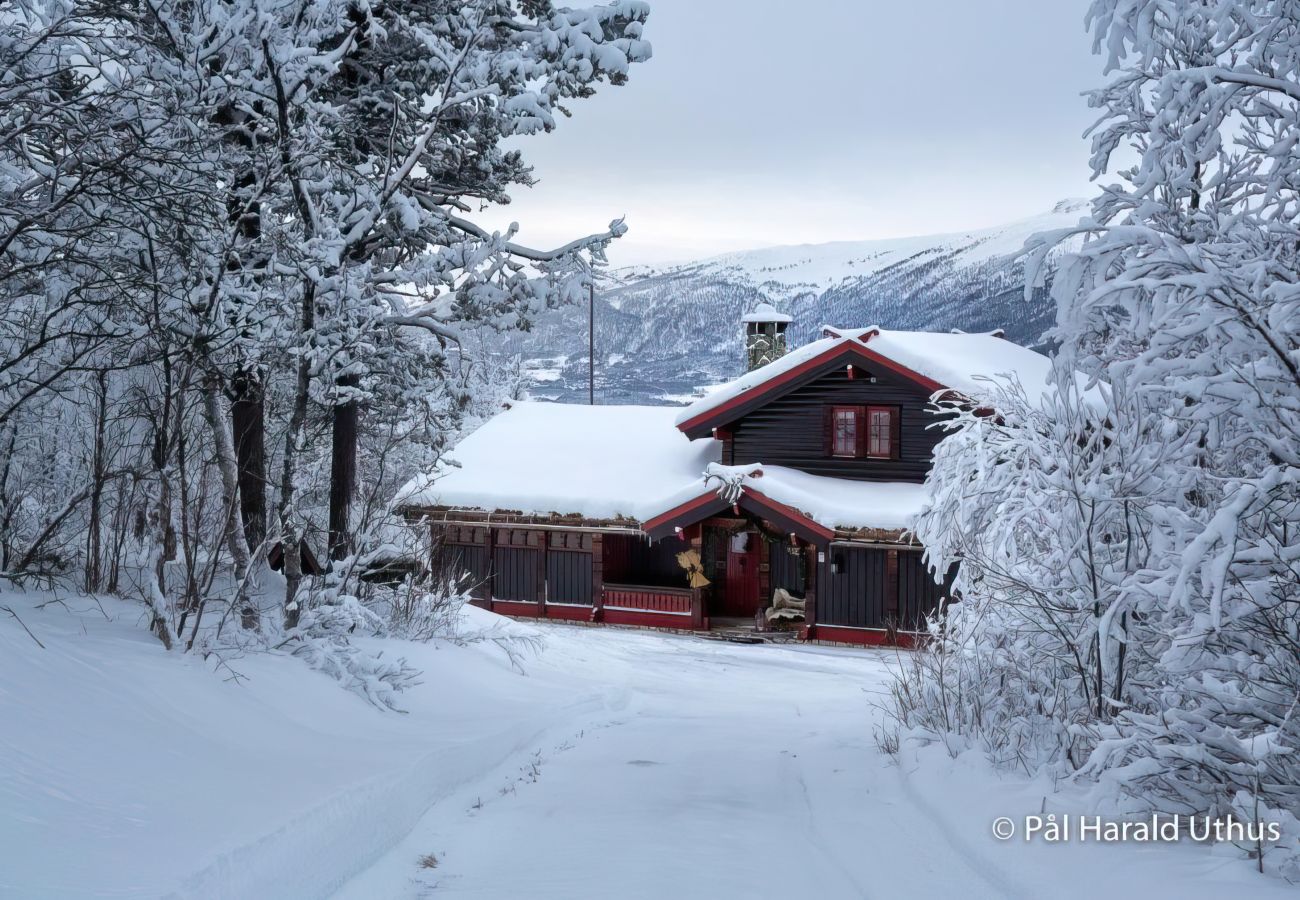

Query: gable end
678 342 950 439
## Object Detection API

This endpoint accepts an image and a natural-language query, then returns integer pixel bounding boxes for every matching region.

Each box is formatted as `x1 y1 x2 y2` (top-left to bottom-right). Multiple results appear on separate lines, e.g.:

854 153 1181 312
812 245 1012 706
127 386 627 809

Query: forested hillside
511 201 1085 403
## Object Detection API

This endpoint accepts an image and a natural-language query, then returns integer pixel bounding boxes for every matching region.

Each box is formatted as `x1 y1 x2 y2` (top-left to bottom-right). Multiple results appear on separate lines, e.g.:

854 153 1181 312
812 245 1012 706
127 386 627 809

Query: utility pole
588 278 595 405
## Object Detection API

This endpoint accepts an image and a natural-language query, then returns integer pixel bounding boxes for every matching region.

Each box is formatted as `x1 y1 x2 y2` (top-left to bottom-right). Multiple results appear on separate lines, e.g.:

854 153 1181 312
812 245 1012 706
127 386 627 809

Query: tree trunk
328 373 359 562
0 425 17 570
85 370 108 592
279 282 316 630
142 481 177 652
203 383 257 629
230 369 267 555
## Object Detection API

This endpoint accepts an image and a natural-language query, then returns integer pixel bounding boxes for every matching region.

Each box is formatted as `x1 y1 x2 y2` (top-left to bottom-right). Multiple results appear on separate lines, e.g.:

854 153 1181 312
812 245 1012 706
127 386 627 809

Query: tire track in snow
330 678 636 899
886 756 1034 900
788 764 874 899
174 692 617 900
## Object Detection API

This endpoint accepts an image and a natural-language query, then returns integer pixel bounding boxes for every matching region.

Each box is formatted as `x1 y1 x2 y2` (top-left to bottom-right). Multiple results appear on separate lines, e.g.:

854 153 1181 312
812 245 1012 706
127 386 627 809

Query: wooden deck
702 618 801 645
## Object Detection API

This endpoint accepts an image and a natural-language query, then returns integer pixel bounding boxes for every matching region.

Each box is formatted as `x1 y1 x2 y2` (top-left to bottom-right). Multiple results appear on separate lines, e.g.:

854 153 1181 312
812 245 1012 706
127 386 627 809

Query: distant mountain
507 199 1089 405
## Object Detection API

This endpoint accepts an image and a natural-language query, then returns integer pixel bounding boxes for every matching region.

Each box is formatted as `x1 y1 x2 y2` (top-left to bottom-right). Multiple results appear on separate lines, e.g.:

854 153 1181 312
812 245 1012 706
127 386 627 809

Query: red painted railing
603 584 693 615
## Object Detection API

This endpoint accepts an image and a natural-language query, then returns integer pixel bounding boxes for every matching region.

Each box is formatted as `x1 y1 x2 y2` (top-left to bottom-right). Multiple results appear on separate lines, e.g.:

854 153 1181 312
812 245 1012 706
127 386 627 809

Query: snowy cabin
394 307 1056 645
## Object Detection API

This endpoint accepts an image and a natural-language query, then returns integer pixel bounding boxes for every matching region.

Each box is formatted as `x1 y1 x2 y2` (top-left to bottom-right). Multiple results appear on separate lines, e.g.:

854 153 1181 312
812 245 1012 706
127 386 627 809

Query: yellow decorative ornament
675 548 711 588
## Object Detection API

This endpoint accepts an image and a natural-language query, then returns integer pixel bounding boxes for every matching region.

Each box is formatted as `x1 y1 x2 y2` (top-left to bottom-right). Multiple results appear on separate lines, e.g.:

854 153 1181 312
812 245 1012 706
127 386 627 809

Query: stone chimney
742 302 792 371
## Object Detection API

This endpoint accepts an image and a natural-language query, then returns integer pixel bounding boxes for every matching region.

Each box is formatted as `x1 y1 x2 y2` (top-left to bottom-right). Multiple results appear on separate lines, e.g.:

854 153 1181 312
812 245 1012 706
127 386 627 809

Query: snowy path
2 594 1286 899
341 629 1003 899
337 625 1277 900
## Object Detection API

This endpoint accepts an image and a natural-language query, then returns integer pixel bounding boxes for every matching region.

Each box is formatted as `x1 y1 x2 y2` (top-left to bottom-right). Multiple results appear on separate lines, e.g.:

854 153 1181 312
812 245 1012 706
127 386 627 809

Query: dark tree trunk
328 373 360 562
230 370 267 554
85 370 108 591
217 97 269 559
0 425 16 570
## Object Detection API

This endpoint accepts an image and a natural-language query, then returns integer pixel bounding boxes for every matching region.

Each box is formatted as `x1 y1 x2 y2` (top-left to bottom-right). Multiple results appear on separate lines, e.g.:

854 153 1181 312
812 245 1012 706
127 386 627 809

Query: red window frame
866 406 894 458
826 405 897 459
831 406 859 457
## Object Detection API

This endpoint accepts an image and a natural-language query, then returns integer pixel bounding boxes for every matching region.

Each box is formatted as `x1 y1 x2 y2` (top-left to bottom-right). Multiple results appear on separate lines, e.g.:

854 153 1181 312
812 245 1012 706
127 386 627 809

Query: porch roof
642 463 929 543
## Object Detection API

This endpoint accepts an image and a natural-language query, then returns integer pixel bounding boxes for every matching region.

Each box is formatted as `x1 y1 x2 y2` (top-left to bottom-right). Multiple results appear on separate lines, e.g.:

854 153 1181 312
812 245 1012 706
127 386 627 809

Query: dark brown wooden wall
435 525 599 606
442 544 492 598
820 547 888 627
431 524 949 632
547 550 593 604
729 362 946 481
818 547 949 630
898 553 956 629
766 540 807 595
494 547 540 602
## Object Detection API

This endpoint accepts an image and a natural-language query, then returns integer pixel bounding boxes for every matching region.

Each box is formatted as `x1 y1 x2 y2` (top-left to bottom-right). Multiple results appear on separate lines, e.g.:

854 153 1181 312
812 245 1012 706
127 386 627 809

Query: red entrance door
723 533 761 618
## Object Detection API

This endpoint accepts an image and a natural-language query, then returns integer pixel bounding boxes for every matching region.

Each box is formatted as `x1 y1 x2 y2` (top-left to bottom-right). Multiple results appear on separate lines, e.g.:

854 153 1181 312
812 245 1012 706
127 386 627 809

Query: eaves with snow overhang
392 401 721 525
639 462 928 545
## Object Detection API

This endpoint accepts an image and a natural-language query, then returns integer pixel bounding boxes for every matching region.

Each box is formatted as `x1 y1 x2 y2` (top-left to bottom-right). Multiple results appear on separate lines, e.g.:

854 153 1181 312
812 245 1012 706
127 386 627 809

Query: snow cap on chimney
741 302 792 325
743 303 791 371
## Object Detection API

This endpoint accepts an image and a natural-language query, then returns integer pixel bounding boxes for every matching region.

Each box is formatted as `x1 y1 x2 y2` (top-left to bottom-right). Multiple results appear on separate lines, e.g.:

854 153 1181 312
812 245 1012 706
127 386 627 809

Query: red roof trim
641 491 725 535
641 485 835 543
676 340 948 435
743 489 836 541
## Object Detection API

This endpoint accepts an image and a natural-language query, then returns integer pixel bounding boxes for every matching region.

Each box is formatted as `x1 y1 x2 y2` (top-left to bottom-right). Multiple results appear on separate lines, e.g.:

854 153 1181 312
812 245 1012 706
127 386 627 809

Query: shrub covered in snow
282 587 421 713
888 0 1300 880
379 573 471 643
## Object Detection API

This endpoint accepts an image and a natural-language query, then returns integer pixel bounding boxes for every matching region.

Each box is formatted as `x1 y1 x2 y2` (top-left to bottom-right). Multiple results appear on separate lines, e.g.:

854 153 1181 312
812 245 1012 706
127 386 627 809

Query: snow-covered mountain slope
510 200 1089 404
651 199 1088 291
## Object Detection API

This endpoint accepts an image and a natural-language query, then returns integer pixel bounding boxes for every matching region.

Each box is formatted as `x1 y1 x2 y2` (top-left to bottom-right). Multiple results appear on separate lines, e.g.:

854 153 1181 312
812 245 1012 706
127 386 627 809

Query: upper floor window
867 407 893 458
826 405 898 459
832 406 858 457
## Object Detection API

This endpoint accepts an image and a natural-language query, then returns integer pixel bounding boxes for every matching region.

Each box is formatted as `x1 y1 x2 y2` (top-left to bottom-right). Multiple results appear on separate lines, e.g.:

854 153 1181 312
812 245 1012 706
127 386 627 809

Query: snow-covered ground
0 588 1285 898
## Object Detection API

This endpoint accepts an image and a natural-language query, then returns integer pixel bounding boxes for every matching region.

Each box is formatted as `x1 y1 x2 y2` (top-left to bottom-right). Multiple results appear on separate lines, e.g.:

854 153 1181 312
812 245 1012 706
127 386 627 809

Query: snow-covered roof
394 401 720 522
395 402 925 534
740 302 793 324
676 326 1054 428
748 466 925 531
653 463 927 534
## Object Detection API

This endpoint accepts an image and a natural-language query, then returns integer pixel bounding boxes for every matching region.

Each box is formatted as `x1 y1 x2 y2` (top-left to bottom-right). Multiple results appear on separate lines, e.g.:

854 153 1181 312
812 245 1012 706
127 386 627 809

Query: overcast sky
482 0 1102 266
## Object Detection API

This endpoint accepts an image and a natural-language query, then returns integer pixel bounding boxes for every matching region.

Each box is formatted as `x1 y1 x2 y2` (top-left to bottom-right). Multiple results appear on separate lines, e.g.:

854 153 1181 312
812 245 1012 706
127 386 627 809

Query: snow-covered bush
447 604 547 676
889 0 1300 878
376 573 471 643
889 376 1163 768
283 588 421 713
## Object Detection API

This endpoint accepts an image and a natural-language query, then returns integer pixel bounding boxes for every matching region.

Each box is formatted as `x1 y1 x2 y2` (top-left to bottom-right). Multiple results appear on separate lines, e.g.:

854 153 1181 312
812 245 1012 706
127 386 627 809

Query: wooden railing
602 583 694 615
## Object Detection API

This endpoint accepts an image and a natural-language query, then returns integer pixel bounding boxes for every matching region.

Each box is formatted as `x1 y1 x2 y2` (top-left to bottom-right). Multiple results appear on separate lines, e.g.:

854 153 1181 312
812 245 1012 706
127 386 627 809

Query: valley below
511 201 1087 404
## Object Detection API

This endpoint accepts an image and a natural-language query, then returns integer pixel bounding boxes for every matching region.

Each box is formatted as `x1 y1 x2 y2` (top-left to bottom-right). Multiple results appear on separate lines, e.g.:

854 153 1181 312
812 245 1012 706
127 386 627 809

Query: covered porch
420 475 950 646
425 510 824 634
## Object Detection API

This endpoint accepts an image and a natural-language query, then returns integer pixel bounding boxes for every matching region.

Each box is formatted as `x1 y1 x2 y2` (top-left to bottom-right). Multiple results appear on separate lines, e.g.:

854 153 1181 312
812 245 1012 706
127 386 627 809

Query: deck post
537 528 548 618
885 548 899 622
485 526 497 609
591 533 605 623
802 542 818 640
691 531 706 630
